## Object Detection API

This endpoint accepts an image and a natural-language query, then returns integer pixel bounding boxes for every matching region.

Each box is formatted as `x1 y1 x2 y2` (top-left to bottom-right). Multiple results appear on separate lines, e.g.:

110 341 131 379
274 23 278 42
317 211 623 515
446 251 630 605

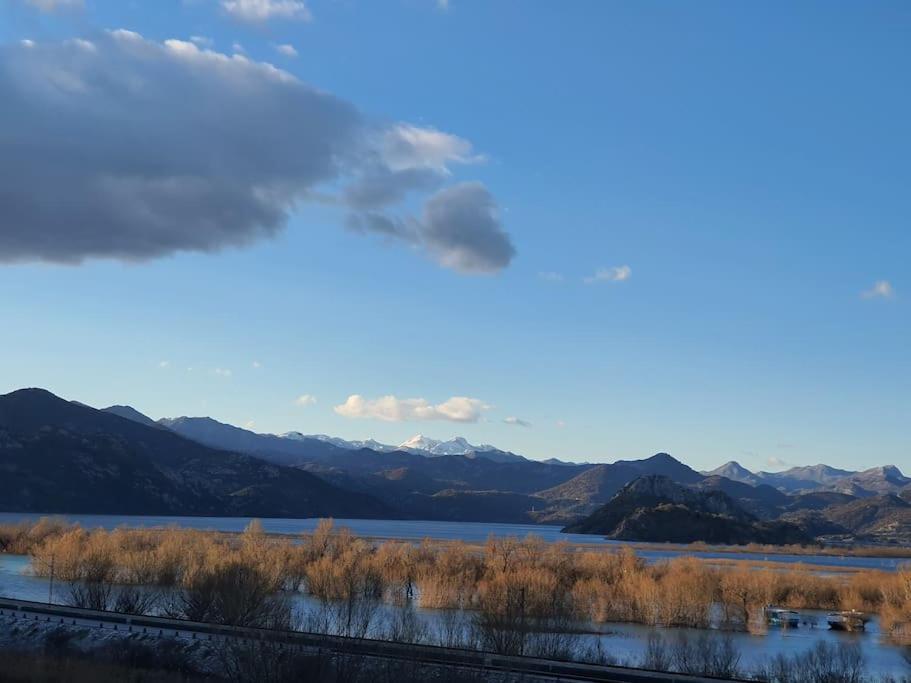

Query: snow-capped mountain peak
398 434 442 452
397 434 499 456
279 431 525 463
281 433 396 452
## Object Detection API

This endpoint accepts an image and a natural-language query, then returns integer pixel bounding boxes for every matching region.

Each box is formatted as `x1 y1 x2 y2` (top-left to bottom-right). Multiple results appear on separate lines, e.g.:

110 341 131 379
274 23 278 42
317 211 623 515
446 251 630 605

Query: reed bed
3 518 911 639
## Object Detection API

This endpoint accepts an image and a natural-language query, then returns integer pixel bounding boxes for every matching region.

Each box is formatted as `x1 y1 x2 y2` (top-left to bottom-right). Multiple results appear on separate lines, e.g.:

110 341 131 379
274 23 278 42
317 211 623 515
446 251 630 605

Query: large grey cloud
0 32 515 273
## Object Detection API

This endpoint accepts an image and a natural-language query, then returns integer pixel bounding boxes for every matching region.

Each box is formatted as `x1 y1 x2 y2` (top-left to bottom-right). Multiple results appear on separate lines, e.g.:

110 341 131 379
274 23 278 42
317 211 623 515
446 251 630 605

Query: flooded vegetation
2 517 911 679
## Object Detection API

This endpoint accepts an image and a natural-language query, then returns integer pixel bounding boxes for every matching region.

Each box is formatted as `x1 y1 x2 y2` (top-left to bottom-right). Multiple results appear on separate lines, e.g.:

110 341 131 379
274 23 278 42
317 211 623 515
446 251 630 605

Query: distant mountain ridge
703 460 909 497
0 388 899 544
2 389 392 518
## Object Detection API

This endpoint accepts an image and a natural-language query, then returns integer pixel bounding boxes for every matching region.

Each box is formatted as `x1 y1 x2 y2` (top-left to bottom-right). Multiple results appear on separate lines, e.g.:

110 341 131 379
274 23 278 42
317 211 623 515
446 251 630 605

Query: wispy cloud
23 0 83 13
295 394 317 407
334 394 489 423
584 265 631 284
555 419 566 429
503 416 531 427
538 271 563 283
861 280 895 300
244 420 256 430
213 367 233 378
274 43 298 58
158 360 171 369
221 0 312 23
252 360 262 369
766 456 791 469
190 36 213 48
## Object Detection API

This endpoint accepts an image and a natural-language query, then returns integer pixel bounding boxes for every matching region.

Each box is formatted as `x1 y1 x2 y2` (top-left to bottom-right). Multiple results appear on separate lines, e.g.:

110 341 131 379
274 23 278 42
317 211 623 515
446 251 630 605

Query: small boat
765 607 800 628
827 610 870 631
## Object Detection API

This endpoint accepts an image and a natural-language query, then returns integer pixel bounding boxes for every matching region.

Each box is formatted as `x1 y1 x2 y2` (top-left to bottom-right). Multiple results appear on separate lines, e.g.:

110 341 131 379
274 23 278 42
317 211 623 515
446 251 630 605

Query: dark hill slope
564 476 808 545
0 389 392 518
160 416 348 465
537 453 705 520
823 495 911 539
693 476 789 519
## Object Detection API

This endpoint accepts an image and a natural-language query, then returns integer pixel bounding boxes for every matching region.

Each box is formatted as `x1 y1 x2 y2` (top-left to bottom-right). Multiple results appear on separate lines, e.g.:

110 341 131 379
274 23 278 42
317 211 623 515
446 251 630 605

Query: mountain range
1 388 909 546
704 461 911 497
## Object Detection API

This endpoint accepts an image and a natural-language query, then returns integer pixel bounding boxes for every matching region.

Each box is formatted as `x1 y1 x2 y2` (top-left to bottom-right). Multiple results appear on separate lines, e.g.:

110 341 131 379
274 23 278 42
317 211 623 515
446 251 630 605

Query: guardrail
0 597 739 682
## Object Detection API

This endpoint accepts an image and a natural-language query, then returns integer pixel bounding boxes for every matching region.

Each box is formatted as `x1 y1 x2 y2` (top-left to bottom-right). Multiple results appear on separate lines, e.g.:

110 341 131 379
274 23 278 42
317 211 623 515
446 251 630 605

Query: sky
0 0 908 472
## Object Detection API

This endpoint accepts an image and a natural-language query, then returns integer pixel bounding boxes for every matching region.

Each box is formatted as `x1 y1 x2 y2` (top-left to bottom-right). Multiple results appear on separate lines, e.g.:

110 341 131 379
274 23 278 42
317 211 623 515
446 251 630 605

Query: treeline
2 518 911 643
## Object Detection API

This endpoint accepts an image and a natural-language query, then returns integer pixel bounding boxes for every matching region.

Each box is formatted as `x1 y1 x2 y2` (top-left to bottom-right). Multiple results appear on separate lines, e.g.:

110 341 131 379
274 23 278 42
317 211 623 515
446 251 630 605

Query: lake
0 512 906 572
1 551 909 678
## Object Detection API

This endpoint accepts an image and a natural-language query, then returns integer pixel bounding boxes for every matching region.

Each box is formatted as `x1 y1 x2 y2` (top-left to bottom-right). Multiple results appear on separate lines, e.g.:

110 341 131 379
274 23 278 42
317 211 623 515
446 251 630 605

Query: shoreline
1 511 909 562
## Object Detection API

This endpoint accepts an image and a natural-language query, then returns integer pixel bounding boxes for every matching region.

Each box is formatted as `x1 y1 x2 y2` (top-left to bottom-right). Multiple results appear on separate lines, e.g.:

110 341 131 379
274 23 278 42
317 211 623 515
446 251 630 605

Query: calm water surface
0 553 908 677
0 512 905 572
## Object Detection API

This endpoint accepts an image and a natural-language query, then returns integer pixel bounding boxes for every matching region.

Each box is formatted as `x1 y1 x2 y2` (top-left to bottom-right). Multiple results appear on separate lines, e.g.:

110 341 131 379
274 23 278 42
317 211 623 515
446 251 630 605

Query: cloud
349 183 515 274
252 360 262 369
190 36 214 48
158 360 171 369
221 0 311 23
231 42 246 54
503 416 531 427
213 368 233 377
538 271 563 282
23 0 83 12
274 43 298 58
0 32 512 274
584 265 632 284
244 420 256 430
555 420 566 429
334 394 489 423
295 394 317 406
765 456 791 470
861 280 895 300
342 125 483 211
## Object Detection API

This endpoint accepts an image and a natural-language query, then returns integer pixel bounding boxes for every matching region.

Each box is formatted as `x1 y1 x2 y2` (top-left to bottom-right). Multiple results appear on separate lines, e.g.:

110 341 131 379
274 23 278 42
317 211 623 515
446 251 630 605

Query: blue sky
0 0 908 471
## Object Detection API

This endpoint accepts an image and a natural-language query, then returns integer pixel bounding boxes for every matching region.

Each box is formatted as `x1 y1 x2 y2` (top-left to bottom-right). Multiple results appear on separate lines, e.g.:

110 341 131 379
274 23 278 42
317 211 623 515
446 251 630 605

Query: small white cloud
381 124 483 173
538 271 563 283
503 416 531 428
436 0 450 10
20 39 35 48
214 367 233 377
295 394 317 407
584 265 631 284
861 280 895 300
252 360 262 369
190 36 214 48
221 0 311 23
158 360 170 369
766 456 790 469
244 420 256 430
335 394 489 423
274 43 298 58
555 420 566 429
232 42 246 54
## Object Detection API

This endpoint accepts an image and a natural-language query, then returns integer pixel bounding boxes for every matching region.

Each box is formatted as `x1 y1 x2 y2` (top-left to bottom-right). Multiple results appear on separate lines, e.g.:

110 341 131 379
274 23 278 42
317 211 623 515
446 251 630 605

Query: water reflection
1 553 908 677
